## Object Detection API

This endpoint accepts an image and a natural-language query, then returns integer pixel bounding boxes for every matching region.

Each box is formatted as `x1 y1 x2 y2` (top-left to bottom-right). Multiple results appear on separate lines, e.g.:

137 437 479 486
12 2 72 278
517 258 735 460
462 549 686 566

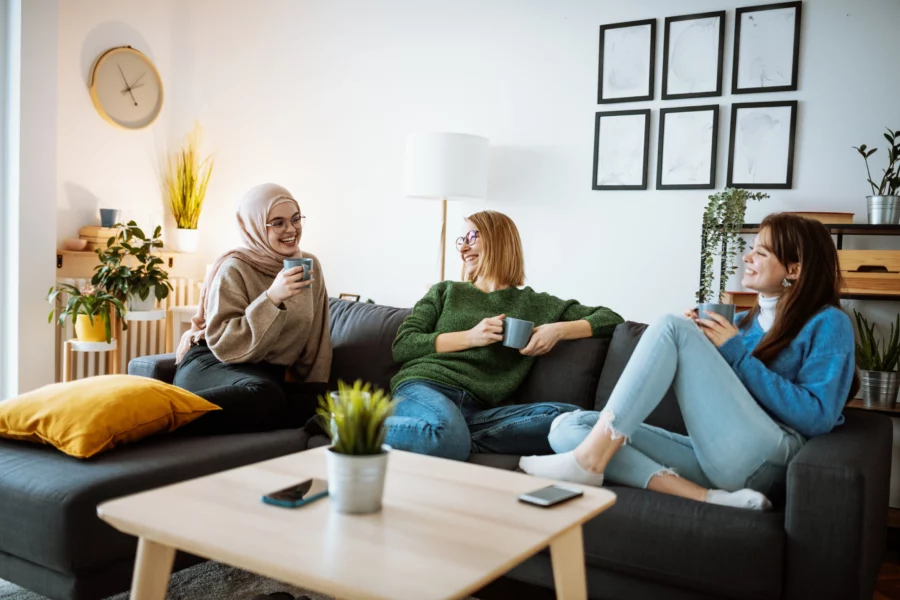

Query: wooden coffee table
98 448 616 600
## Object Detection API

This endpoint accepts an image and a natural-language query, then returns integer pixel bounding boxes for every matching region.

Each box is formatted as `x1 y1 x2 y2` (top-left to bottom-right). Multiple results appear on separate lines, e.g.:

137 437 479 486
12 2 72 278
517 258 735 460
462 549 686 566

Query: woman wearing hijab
172 183 332 434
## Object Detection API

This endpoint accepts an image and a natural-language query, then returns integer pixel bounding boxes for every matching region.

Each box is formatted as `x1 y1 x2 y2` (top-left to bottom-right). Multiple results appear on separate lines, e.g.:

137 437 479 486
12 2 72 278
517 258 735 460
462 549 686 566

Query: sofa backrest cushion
510 338 610 410
594 321 687 435
328 298 411 391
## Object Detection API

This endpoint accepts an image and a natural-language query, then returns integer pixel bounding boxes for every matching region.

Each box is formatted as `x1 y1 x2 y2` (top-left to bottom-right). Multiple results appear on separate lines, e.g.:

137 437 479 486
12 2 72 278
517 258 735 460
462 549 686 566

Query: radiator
53 277 198 382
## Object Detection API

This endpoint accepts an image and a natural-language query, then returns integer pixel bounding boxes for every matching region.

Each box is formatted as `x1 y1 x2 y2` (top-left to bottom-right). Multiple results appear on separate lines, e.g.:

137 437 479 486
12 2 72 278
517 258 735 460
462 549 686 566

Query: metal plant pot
859 369 900 408
326 445 390 514
866 195 900 225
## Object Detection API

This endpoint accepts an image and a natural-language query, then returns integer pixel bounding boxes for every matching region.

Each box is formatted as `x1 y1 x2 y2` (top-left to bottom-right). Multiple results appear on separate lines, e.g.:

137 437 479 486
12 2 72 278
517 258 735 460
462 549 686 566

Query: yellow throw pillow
0 375 220 458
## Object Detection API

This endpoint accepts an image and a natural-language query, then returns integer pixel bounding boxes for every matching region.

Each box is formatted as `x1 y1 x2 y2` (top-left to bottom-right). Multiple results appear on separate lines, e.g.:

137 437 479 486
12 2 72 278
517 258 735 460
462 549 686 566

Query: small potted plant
697 188 769 320
93 221 174 311
853 128 900 224
317 380 396 514
162 123 215 253
47 283 126 343
854 309 900 408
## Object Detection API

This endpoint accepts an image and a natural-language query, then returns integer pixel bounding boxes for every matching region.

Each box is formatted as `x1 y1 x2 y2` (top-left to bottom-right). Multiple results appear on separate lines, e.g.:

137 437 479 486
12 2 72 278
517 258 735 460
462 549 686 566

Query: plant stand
62 340 118 383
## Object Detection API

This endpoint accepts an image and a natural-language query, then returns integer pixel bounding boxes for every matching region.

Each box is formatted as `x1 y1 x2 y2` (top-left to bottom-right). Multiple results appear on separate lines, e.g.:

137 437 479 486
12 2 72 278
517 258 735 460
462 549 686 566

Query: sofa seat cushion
582 486 785 600
0 430 308 575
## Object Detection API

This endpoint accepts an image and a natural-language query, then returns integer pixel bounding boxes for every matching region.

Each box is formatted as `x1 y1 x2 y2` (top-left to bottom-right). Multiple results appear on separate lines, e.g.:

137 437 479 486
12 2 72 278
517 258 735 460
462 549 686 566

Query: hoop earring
782 277 793 288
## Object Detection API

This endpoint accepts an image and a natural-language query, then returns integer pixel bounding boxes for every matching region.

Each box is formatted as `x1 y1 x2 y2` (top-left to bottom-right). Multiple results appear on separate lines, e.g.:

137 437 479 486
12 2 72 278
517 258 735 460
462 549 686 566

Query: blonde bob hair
461 210 525 287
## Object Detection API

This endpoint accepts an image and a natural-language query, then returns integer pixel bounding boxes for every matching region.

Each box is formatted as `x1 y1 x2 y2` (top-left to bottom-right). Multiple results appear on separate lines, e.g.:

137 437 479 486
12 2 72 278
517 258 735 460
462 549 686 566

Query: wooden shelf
846 398 900 416
742 224 900 236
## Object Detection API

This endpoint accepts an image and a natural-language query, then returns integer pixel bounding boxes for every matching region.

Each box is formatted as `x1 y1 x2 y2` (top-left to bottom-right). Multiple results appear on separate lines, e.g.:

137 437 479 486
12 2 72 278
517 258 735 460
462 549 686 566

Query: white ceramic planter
170 228 199 253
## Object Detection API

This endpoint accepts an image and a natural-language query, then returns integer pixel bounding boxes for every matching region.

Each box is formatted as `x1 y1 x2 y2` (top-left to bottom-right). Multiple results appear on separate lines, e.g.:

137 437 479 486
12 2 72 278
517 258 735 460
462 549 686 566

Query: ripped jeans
548 314 805 496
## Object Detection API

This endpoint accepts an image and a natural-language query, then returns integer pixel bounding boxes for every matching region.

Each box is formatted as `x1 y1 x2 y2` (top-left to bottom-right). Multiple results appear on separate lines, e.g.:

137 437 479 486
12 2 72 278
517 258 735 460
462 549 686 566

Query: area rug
0 561 480 600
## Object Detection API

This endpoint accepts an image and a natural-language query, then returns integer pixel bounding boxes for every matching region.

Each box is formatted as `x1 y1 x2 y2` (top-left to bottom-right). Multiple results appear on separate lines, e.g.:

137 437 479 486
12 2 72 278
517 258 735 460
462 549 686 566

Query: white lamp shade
404 132 489 201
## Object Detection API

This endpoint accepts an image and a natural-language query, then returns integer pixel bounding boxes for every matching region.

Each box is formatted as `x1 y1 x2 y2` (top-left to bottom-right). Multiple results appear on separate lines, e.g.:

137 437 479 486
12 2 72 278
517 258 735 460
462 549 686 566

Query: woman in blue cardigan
521 213 858 510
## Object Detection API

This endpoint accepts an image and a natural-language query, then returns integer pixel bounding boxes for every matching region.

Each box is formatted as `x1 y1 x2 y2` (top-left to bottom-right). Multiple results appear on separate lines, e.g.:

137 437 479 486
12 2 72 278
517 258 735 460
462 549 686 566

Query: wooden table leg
130 537 175 600
62 341 74 383
549 525 587 600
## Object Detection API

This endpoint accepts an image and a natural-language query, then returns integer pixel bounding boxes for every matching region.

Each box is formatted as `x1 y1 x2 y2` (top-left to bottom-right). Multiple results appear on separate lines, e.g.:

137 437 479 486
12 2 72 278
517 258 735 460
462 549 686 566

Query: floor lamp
404 132 489 281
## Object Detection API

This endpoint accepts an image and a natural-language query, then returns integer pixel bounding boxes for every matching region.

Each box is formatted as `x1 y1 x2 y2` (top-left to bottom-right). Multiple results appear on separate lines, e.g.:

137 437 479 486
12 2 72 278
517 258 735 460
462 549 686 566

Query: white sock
706 488 772 511
518 452 605 487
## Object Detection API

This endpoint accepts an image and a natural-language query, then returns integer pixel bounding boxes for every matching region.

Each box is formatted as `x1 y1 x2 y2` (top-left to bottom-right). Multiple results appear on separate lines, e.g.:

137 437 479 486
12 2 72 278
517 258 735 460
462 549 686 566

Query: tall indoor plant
854 127 900 224
92 221 174 311
317 380 396 514
163 123 215 253
47 284 126 343
696 188 769 318
854 309 900 408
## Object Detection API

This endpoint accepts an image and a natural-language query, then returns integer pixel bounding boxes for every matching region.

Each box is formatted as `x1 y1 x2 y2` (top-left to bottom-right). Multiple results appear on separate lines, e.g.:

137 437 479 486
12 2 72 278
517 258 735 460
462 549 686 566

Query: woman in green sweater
388 210 623 460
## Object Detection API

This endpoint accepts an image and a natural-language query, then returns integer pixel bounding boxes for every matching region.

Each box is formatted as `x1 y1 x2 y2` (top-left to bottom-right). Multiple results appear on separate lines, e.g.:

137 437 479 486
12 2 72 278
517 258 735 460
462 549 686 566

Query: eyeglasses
266 214 306 235
455 230 479 250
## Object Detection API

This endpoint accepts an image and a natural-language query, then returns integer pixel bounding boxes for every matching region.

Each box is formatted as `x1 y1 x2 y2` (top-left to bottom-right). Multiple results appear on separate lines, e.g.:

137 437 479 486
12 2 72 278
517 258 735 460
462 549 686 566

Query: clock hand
117 63 138 106
129 72 146 87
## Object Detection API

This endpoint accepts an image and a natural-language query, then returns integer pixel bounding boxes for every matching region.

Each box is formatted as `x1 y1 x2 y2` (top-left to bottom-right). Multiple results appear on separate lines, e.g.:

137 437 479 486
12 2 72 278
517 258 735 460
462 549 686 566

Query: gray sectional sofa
0 298 891 600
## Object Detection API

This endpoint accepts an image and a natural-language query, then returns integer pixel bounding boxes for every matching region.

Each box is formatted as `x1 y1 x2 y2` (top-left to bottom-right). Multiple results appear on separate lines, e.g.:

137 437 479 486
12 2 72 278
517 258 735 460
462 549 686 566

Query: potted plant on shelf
92 221 174 311
47 283 126 343
317 380 396 515
697 188 769 320
163 123 215 253
854 128 900 224
854 309 900 408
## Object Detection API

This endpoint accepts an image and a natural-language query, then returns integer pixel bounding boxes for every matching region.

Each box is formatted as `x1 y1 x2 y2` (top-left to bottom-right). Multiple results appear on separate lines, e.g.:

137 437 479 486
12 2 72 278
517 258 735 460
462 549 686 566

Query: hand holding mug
467 314 505 348
267 266 312 306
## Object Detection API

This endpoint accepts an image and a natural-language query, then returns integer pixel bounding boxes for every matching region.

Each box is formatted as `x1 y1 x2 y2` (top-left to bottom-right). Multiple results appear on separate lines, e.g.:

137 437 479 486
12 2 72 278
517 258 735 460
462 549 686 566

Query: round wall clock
89 46 164 130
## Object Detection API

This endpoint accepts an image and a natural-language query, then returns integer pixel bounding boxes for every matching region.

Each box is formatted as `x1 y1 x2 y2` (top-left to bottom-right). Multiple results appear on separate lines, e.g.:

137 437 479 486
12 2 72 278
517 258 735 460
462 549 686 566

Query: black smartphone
518 484 584 507
262 478 329 508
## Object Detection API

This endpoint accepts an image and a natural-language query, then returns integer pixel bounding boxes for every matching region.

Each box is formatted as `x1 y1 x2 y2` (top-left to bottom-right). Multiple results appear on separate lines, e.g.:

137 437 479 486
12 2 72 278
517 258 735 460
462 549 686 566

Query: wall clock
89 46 163 130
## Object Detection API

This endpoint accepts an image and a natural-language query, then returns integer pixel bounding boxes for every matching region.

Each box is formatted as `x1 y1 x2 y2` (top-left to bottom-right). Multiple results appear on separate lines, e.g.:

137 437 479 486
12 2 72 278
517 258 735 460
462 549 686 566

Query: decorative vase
74 314 108 343
127 287 156 311
859 370 900 408
866 196 900 225
99 209 122 228
326 445 390 515
170 228 199 253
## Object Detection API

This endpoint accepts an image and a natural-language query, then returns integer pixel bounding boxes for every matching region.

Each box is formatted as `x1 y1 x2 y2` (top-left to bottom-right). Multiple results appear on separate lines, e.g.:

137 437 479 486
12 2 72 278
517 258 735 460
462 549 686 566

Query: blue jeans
548 314 805 496
386 380 581 461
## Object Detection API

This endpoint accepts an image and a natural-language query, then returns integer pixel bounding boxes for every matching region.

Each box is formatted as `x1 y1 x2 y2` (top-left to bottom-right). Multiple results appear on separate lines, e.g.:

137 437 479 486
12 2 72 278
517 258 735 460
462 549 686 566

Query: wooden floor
877 549 900 600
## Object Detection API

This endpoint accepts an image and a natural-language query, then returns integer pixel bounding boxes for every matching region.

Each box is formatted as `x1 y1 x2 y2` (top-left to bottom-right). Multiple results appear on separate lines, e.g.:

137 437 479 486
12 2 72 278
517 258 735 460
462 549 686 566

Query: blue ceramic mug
502 317 534 350
283 258 314 282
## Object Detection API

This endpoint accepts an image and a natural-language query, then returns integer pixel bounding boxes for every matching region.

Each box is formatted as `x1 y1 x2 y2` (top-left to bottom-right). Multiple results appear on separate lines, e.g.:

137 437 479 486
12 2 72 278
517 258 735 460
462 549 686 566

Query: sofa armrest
128 354 177 384
784 410 892 600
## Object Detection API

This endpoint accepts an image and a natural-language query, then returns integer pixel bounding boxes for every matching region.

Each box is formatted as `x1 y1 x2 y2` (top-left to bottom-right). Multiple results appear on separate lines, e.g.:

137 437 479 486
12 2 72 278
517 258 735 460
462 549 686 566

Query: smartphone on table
518 484 584 507
262 478 329 508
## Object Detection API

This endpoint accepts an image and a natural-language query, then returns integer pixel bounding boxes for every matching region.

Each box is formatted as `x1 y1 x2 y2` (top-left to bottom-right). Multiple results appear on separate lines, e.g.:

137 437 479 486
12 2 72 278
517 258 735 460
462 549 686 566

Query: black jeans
173 343 325 435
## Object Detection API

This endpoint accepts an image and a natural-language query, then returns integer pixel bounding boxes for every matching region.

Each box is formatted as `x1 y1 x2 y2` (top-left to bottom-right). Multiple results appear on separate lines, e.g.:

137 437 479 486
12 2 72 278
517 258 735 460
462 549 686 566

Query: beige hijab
174 183 300 362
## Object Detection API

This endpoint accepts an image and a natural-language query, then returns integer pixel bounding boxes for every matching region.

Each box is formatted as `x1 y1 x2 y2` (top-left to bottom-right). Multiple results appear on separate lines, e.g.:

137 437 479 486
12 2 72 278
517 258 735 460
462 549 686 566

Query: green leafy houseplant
853 128 900 196
92 221 173 304
853 309 900 372
163 124 215 230
46 283 126 343
697 188 770 304
317 380 395 455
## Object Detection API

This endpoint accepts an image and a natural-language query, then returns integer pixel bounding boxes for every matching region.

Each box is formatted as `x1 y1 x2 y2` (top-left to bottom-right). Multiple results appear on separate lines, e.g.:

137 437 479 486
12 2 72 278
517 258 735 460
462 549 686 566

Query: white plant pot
326 445 390 514
127 287 157 311
170 228 199 253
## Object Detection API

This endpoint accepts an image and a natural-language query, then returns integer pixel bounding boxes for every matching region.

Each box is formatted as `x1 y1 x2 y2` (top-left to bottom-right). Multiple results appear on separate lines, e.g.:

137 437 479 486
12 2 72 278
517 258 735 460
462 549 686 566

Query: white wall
54 0 900 325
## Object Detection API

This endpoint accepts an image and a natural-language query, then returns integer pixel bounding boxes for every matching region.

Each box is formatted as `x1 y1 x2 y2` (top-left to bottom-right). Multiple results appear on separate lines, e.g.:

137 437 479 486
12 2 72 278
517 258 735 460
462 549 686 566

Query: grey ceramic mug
697 303 735 323
99 209 121 228
283 257 314 282
502 317 534 350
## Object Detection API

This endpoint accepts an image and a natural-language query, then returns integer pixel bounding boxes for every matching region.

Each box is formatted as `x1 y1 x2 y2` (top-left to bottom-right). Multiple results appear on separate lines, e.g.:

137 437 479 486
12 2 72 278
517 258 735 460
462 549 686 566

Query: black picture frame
597 19 656 104
726 100 798 189
592 109 651 191
732 1 802 94
656 105 719 190
661 11 725 100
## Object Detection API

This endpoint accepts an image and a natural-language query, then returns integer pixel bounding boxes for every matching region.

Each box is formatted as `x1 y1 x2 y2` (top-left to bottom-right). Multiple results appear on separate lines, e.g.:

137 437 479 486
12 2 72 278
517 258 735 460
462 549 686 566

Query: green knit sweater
390 281 623 406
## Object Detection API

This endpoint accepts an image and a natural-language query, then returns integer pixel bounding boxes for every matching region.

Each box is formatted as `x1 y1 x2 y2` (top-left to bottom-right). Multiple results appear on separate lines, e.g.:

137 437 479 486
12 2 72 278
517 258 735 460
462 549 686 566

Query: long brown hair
462 211 526 287
738 213 859 399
